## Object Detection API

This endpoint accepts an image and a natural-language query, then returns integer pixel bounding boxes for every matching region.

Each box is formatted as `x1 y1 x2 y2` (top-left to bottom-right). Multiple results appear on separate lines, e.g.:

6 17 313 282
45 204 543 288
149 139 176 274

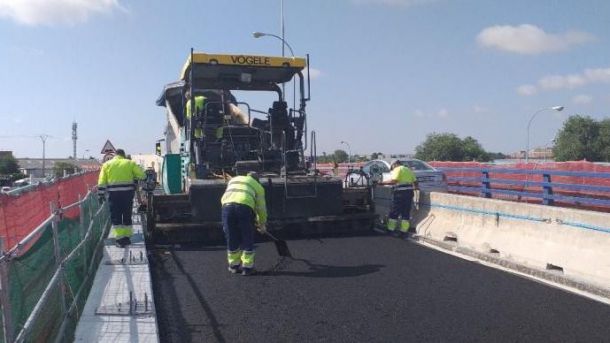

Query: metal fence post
481 169 491 198
50 203 67 341
78 194 88 273
542 173 554 206
0 239 14 343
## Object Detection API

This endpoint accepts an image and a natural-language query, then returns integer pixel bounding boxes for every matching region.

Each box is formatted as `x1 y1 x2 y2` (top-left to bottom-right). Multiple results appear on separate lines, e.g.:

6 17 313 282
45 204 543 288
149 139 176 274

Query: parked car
356 159 448 192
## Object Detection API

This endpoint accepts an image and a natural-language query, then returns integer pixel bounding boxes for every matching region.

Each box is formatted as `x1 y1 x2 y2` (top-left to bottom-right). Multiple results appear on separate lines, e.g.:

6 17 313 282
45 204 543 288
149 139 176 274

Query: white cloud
10 46 44 56
477 24 594 55
413 108 449 118
351 0 436 7
517 67 610 95
0 0 124 26
517 85 537 96
304 67 322 80
572 94 593 105
473 105 488 113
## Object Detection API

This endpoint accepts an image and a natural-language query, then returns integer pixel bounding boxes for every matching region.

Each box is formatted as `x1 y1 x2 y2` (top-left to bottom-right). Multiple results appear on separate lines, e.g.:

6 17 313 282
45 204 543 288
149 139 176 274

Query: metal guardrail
438 167 610 207
0 190 110 343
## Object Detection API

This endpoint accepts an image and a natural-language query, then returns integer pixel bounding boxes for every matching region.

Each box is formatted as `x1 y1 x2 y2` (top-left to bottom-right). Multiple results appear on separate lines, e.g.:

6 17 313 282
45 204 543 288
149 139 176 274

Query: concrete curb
411 234 610 301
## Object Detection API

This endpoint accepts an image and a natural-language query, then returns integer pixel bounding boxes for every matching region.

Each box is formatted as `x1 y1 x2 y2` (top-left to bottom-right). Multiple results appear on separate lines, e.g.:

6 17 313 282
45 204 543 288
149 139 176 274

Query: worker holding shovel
221 172 268 276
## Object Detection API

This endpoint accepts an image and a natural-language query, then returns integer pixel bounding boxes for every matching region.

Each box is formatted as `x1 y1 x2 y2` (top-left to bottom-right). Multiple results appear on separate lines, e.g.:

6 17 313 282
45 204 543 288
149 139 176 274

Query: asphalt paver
149 233 610 342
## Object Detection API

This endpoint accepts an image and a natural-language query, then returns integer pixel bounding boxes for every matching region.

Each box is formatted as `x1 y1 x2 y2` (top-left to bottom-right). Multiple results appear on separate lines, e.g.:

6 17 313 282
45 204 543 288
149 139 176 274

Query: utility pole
39 134 50 178
72 122 77 160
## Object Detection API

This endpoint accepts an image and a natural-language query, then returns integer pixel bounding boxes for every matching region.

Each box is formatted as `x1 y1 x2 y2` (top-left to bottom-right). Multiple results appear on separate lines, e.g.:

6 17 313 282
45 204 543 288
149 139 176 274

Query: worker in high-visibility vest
220 172 268 276
185 91 206 139
98 149 145 247
381 160 418 235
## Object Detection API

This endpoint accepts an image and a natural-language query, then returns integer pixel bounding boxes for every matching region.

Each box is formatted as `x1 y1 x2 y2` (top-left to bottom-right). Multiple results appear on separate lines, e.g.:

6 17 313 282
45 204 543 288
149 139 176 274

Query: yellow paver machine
147 50 375 243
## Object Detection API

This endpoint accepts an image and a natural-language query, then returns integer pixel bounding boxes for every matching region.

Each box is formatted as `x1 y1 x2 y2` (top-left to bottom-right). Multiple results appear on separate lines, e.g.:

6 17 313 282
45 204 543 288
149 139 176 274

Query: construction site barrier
0 190 110 343
412 192 610 292
0 172 99 250
429 161 610 211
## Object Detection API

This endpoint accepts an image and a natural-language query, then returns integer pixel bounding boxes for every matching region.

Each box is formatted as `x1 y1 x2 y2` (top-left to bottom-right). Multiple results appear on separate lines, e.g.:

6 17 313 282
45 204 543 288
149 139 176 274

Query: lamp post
340 140 352 164
252 31 295 101
82 149 89 160
252 32 295 57
526 106 564 163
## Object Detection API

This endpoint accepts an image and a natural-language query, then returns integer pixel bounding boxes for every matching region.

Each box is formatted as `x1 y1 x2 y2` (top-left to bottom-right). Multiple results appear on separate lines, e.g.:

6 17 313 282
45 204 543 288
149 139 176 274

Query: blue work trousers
222 203 255 253
108 190 135 226
389 188 414 220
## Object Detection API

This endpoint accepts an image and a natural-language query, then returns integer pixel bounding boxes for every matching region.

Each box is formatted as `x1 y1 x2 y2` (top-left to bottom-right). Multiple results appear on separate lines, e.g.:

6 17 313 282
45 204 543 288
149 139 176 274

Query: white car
353 159 448 192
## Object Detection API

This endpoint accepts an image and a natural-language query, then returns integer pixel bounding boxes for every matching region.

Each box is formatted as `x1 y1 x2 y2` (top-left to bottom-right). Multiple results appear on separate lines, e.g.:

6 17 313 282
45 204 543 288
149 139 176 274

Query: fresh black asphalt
149 232 610 342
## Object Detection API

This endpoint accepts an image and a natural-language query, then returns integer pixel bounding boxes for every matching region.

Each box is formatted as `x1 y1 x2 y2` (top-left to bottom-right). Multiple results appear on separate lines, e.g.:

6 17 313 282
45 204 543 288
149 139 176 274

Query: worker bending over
98 149 145 247
382 160 417 235
221 172 267 276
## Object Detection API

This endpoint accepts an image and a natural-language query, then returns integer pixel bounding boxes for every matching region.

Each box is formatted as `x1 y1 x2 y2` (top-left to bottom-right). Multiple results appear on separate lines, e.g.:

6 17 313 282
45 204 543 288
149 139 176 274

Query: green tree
371 152 383 160
596 119 610 162
53 162 81 178
553 115 601 161
0 153 19 175
462 136 490 162
415 133 464 161
415 133 492 162
333 149 349 163
488 152 508 160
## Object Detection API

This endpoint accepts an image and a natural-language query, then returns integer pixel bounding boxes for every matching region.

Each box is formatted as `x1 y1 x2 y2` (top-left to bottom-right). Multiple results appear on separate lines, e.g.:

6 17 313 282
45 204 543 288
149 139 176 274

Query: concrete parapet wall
413 192 610 288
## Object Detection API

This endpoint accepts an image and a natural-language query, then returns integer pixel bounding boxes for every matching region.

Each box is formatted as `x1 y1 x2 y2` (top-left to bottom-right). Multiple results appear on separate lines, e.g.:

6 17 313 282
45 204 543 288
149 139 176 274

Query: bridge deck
149 233 610 342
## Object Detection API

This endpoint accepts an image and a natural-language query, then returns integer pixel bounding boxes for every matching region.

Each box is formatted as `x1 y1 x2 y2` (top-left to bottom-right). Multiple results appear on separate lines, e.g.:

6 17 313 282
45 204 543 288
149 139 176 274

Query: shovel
263 231 292 258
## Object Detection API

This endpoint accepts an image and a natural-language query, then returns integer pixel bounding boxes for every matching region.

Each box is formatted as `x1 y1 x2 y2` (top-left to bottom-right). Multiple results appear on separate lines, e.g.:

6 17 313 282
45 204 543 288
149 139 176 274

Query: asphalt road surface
149 232 610 342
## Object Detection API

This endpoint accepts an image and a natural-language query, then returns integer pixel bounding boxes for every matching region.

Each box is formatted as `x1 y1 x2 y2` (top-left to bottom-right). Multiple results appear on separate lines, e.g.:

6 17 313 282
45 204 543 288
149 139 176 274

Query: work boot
228 265 241 274
241 267 255 276
115 237 131 248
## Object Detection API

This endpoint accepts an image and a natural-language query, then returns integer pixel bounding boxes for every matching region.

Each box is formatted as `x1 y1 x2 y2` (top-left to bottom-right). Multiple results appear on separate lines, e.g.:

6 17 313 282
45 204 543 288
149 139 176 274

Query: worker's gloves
257 223 268 234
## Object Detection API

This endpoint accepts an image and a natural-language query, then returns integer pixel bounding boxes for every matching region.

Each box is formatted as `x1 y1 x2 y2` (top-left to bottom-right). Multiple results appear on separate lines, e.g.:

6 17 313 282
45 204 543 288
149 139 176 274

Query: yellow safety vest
186 95 206 138
390 165 416 186
97 156 145 194
221 175 267 224
185 96 206 119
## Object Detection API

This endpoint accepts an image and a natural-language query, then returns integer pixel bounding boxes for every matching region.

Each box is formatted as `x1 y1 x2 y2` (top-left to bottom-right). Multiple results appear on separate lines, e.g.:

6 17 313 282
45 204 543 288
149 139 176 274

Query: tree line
316 114 609 163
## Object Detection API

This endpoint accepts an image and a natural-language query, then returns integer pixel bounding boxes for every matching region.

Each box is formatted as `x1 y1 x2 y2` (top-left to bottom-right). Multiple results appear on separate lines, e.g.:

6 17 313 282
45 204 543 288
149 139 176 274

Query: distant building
131 154 163 181
508 147 553 160
17 158 101 178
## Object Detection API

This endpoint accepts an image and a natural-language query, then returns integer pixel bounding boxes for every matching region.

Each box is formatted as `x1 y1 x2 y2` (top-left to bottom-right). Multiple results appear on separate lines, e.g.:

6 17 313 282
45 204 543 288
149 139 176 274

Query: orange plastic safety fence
0 171 99 250
429 161 610 210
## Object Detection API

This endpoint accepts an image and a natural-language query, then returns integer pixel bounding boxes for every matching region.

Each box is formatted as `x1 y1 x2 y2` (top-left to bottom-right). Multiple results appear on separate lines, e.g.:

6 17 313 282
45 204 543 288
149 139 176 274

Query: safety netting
429 161 610 211
0 172 99 250
0 172 110 343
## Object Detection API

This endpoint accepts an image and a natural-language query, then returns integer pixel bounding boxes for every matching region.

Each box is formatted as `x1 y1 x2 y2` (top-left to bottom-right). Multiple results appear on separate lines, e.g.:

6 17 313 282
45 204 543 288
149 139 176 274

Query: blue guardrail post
481 169 491 198
542 173 554 205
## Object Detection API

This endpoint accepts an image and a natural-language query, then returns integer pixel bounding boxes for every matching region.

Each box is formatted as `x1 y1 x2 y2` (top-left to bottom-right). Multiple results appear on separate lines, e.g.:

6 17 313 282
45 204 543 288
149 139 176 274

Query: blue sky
0 0 609 158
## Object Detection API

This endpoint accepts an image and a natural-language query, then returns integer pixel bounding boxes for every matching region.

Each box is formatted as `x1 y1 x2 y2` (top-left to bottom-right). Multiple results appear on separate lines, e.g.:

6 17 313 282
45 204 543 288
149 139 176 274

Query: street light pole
526 106 564 163
281 0 285 59
252 32 295 57
252 26 294 100
340 141 352 164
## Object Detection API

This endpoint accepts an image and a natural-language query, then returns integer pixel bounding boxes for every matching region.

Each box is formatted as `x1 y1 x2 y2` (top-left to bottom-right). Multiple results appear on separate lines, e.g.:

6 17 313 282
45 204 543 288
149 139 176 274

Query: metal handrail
438 167 610 178
439 166 610 207
8 191 108 343
0 190 93 263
